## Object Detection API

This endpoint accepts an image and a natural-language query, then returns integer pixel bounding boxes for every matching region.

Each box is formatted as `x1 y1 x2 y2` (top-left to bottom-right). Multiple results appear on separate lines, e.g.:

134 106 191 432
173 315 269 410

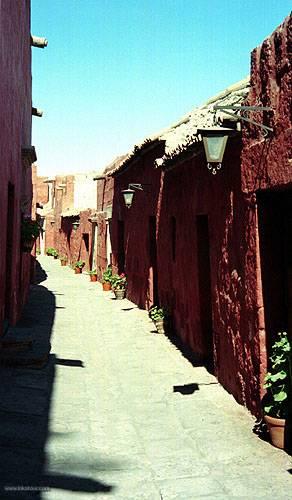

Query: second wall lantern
121 184 144 209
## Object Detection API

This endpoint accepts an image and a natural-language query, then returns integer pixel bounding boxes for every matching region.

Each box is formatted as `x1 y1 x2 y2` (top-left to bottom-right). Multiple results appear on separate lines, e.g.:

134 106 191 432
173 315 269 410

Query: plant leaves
270 370 287 382
273 390 288 402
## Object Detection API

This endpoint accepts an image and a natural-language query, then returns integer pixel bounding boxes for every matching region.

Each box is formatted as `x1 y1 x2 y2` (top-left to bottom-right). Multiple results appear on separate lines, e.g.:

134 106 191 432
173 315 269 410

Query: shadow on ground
55 357 84 367
0 260 113 498
165 330 215 375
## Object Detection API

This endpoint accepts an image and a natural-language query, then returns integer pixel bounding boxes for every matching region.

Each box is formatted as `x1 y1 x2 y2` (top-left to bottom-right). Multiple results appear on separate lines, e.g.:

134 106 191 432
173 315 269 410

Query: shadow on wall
0 261 113 498
33 259 48 284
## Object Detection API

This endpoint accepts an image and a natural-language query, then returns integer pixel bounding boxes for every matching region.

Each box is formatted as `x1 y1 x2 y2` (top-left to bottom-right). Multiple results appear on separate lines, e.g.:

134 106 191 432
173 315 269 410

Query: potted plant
149 306 168 334
52 249 59 259
111 273 127 299
74 260 85 274
60 255 68 266
89 269 98 282
263 331 291 449
46 247 55 256
21 218 40 252
102 267 112 291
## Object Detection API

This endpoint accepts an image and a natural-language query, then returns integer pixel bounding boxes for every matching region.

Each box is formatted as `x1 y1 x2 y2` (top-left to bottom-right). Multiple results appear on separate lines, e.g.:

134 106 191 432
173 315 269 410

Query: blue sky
31 1 291 175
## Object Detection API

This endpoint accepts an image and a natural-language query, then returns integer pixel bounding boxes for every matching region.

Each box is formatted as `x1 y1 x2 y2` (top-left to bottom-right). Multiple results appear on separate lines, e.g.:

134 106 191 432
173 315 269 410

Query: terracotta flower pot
154 319 165 334
114 289 126 300
61 260 67 266
264 414 286 449
90 275 97 282
75 267 82 274
102 282 111 291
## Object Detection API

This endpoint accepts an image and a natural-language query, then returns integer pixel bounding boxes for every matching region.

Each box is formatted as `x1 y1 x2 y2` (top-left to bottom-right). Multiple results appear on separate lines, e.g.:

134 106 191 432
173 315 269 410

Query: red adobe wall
109 17 291 415
0 0 33 332
240 14 292 403
158 144 264 413
110 136 263 415
111 143 165 308
242 14 291 192
95 176 114 278
35 173 49 206
59 210 94 270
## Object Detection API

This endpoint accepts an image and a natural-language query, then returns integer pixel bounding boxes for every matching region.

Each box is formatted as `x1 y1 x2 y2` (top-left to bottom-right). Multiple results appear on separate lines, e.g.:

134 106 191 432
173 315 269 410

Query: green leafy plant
46 247 56 256
74 260 85 269
263 332 292 418
149 306 167 322
52 249 59 258
102 267 112 283
21 219 40 241
89 269 97 276
110 273 127 290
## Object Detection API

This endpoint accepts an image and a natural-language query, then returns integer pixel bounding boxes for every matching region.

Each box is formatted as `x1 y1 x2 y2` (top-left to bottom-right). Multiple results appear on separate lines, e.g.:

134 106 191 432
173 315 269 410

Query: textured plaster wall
35 173 49 206
110 144 165 308
58 210 93 270
0 0 32 330
241 14 292 403
242 14 291 192
95 177 114 278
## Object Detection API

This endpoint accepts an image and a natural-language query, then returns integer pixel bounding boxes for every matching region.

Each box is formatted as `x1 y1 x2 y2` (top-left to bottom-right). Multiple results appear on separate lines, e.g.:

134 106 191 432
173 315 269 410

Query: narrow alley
0 256 291 499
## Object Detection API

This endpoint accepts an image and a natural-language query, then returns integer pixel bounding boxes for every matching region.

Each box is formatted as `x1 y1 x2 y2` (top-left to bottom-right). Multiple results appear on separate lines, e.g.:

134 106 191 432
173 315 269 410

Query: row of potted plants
47 256 128 299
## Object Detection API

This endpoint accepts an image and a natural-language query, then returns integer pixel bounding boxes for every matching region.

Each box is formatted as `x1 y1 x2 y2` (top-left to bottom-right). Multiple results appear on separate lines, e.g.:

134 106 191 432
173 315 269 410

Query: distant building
36 171 99 269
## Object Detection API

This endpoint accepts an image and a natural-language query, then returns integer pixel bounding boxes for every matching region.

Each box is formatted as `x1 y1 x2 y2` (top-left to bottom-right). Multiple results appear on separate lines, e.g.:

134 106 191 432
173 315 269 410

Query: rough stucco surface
0 1 32 330
240 14 292 405
242 15 291 192
94 177 114 279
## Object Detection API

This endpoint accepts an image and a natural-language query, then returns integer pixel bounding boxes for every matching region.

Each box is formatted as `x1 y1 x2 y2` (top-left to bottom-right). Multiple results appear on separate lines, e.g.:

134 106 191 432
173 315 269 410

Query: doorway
117 220 125 273
257 191 292 353
149 216 159 305
196 214 214 368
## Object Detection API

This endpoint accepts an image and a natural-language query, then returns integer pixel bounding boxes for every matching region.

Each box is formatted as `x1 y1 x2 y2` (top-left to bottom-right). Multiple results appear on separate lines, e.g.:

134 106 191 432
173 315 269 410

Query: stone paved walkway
1 255 292 499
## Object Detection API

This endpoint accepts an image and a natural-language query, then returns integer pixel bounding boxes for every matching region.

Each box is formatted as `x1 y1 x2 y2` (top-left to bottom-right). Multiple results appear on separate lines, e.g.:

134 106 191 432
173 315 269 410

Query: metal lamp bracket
213 105 273 136
128 183 152 192
128 183 144 191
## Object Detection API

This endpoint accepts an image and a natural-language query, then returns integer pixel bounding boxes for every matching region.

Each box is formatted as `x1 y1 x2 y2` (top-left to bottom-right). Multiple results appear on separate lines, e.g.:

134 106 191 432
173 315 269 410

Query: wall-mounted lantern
121 183 148 209
198 105 273 175
197 127 237 175
72 220 80 231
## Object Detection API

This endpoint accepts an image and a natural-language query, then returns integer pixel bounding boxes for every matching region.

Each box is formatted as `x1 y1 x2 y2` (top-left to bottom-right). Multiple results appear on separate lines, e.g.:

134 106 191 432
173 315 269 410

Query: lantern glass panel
122 190 135 208
203 135 228 163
